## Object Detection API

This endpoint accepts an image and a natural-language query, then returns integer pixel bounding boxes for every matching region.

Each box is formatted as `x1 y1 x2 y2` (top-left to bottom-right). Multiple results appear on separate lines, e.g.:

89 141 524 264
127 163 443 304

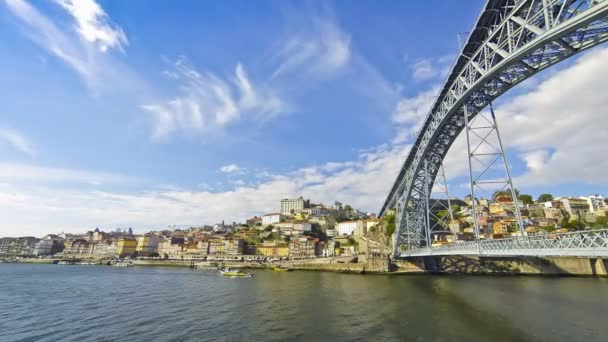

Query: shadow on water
394 276 537 342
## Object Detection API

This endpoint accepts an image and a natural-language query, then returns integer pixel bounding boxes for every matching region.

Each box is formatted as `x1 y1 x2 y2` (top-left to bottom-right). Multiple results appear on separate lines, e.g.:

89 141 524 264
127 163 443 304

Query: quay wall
9 256 608 277
416 255 608 277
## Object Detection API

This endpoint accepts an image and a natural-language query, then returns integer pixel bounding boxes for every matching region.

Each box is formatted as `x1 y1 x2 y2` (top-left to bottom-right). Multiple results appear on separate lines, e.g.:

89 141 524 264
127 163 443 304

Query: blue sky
1 0 607 237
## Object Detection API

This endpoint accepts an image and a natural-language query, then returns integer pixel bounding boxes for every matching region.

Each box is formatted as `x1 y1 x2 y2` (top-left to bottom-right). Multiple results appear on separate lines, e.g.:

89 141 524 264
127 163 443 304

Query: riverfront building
135 236 161 255
117 238 137 257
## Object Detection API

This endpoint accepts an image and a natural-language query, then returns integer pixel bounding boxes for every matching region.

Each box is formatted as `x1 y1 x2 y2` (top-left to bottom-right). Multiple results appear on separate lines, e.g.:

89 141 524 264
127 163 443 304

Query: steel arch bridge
379 0 608 258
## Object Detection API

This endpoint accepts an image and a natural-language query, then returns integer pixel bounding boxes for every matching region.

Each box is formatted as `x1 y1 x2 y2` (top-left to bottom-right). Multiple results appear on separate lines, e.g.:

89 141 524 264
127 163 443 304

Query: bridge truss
379 0 608 257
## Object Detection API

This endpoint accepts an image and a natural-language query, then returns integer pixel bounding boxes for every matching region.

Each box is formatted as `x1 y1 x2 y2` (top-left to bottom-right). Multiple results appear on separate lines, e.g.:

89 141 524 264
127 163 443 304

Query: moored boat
272 266 291 272
114 261 132 267
219 268 253 277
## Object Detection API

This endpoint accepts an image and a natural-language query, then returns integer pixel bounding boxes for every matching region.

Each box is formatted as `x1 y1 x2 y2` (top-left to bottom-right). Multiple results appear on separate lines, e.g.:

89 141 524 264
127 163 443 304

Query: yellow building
117 238 137 257
489 203 507 215
493 221 509 235
135 236 160 254
257 245 289 257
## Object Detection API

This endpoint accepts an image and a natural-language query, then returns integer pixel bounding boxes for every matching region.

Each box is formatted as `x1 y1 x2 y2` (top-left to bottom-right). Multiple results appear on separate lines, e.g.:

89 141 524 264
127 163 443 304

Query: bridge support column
463 102 525 241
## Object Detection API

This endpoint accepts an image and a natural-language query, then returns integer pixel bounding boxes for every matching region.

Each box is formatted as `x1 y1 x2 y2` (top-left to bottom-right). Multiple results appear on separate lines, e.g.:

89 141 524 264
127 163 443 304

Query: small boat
219 268 253 277
272 266 291 272
114 261 132 267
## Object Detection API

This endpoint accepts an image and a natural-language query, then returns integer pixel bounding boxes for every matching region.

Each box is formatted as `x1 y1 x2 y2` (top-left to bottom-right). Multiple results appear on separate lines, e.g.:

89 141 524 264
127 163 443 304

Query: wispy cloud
219 164 242 173
272 16 351 79
0 125 34 156
142 57 285 139
410 55 454 81
5 0 135 94
54 0 128 52
0 162 127 185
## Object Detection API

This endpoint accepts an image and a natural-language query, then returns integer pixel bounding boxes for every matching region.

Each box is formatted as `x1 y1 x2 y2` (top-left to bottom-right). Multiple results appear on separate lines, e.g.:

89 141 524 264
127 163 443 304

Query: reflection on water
1 264 607 341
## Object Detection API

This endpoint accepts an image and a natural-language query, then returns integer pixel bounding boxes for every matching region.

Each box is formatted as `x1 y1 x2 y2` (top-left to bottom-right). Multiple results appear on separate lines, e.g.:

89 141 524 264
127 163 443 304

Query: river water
1 264 607 341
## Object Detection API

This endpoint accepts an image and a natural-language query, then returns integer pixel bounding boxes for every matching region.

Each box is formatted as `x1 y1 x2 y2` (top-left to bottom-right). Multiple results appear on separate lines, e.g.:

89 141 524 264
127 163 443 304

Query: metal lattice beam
400 229 608 257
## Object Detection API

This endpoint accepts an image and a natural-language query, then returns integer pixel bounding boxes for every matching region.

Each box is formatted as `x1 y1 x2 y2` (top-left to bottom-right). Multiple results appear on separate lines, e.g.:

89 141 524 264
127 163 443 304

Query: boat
219 268 253 277
272 266 291 272
114 261 132 267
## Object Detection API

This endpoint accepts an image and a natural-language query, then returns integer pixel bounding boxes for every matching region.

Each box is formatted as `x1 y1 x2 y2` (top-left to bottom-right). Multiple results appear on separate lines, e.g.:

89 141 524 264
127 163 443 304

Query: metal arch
380 0 608 255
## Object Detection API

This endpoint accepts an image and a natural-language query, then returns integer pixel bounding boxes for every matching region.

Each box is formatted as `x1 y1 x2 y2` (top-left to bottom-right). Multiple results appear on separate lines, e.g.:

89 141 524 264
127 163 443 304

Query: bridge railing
400 229 608 258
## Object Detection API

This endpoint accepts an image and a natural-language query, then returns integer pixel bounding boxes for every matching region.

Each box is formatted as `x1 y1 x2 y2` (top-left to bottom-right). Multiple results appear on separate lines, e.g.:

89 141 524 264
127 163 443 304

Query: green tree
591 216 608 229
382 213 396 237
264 225 274 232
518 194 533 205
537 193 554 202
543 225 556 232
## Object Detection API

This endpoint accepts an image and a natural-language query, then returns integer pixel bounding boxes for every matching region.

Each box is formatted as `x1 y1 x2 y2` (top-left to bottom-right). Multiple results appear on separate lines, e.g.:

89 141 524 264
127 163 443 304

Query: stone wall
416 255 608 276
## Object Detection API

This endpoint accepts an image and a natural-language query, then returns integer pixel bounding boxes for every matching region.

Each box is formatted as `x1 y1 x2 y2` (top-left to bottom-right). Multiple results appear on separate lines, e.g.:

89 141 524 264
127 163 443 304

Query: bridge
380 0 608 258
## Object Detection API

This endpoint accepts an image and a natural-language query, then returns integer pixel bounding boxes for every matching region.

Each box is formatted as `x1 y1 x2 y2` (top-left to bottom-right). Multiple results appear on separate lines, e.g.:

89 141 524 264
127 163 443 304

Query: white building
293 222 312 233
581 195 606 214
262 213 283 226
280 197 308 216
336 221 357 236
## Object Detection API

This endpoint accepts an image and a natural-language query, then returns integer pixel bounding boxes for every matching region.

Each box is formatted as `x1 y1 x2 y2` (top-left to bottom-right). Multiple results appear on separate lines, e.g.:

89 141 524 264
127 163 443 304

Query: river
1 263 607 341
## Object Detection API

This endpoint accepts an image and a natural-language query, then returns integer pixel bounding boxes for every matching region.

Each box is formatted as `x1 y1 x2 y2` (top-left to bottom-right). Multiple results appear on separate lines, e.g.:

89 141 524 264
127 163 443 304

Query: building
92 240 118 257
246 216 263 227
208 239 226 255
336 221 357 236
184 241 209 258
293 222 312 233
280 197 309 216
63 239 95 256
224 239 244 255
581 195 606 214
353 219 379 236
288 238 316 258
117 238 137 257
262 213 284 226
493 221 509 235
135 236 161 255
322 240 338 257
0 237 39 256
552 197 591 217
302 206 338 217
157 237 185 258
257 242 289 257
33 237 63 256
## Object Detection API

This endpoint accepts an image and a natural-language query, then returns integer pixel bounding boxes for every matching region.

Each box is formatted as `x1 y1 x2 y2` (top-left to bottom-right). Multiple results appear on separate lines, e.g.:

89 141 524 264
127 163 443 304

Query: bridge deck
399 229 608 258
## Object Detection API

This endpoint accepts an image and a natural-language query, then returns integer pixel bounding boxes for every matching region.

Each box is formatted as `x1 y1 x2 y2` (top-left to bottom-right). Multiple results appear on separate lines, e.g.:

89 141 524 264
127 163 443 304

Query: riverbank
5 255 607 277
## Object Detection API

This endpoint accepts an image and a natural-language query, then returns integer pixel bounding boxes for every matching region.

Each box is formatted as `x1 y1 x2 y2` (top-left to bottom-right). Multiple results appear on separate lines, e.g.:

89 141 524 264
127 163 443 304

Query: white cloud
219 164 241 173
0 126 34 156
143 57 285 139
410 55 454 81
496 47 608 187
392 86 440 130
272 16 351 79
54 0 128 52
0 142 410 237
0 162 127 185
5 0 137 94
